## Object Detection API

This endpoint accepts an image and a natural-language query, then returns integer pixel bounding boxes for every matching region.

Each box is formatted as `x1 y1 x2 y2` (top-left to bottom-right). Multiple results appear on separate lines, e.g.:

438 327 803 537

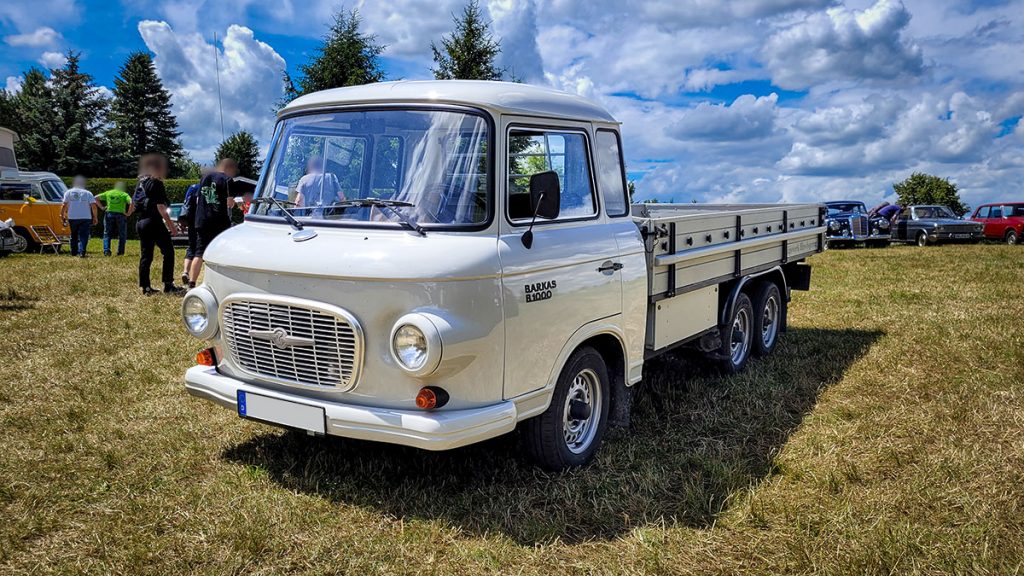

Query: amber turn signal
196 348 216 366
415 386 449 410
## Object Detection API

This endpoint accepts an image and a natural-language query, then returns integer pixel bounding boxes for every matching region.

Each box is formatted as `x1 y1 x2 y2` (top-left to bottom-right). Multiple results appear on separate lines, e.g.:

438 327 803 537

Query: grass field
1 242 1023 575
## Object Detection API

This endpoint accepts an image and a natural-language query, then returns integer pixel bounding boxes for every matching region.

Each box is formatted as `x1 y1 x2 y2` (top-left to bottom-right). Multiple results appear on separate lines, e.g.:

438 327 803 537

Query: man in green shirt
95 181 134 256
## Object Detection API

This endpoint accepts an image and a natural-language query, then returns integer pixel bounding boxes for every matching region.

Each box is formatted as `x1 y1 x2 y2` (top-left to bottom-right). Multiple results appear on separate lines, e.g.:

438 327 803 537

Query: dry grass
1 242 1022 575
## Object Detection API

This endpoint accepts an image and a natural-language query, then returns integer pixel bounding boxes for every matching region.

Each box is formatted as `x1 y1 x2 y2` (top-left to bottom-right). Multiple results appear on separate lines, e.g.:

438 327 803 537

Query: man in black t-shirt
187 158 238 286
134 154 185 295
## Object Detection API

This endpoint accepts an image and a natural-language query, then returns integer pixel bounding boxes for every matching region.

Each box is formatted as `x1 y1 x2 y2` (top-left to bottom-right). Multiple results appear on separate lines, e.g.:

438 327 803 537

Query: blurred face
73 177 86 188
114 182 126 192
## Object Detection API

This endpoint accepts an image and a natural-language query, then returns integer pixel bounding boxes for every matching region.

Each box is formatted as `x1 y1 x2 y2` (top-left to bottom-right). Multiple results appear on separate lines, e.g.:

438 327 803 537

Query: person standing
133 154 185 295
180 179 200 285
95 181 134 256
60 175 97 258
187 158 237 287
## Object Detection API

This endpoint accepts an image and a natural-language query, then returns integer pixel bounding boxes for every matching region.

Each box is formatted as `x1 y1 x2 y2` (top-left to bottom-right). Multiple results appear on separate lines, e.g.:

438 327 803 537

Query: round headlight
390 313 443 377
181 287 219 340
393 324 428 370
828 221 840 231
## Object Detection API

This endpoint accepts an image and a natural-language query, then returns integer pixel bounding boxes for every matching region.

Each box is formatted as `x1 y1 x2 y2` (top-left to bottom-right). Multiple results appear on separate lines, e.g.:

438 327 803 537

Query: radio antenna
213 31 225 142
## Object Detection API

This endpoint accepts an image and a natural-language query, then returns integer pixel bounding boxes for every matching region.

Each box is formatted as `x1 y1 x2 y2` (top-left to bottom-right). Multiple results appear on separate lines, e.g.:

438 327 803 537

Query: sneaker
163 283 186 295
142 287 158 296
180 272 190 285
104 252 112 257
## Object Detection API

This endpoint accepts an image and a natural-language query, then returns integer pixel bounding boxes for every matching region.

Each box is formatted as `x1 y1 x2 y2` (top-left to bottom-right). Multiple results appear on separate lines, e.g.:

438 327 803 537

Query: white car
181 81 825 470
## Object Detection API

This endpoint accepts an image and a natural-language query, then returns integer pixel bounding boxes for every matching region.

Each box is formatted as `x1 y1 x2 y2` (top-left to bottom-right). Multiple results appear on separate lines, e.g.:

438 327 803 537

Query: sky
1 0 1023 206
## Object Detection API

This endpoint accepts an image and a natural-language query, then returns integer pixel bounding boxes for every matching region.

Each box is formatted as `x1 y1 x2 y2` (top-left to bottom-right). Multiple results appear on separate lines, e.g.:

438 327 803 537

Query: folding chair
31 226 63 254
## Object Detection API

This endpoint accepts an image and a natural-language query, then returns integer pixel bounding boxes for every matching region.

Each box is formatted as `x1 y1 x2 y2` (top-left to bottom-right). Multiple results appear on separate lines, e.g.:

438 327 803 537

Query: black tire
1006 230 1018 245
752 282 782 357
916 231 929 247
521 346 610 471
718 292 754 374
13 228 38 253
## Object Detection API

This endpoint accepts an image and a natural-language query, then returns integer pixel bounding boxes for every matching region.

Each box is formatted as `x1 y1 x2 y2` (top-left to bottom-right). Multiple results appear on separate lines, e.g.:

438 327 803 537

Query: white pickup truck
181 81 825 470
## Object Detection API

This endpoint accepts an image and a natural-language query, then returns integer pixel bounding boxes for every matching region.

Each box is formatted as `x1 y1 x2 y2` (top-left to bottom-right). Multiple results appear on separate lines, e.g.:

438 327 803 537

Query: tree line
0 1 512 180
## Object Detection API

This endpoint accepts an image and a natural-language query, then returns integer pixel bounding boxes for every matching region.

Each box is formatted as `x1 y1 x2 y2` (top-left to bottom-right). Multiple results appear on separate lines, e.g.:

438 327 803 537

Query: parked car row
824 200 1023 248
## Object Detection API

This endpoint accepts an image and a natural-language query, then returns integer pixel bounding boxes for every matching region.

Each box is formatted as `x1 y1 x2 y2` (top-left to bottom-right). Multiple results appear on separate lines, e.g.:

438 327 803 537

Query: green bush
61 177 195 203
60 176 198 242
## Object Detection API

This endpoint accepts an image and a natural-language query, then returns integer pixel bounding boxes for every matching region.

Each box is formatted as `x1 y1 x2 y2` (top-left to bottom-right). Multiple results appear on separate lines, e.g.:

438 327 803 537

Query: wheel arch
719 267 789 331
514 320 632 426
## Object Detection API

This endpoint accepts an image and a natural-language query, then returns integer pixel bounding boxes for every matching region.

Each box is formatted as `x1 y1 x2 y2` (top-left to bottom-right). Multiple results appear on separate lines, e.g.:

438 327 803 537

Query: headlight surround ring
390 313 443 377
181 287 219 340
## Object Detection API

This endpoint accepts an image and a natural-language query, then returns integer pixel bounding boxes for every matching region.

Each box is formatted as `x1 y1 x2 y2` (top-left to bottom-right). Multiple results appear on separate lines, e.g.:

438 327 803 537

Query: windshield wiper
324 199 426 236
252 197 304 231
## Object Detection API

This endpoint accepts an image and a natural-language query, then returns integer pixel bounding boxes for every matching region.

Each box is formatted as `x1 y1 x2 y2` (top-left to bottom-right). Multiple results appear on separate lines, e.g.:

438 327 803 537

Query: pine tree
107 52 183 175
285 10 385 102
5 68 59 171
49 51 109 175
216 131 262 179
431 1 506 81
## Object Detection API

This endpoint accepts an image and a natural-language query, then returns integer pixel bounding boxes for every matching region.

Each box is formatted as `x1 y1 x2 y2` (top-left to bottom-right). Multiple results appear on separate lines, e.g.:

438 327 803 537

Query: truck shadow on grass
223 327 881 545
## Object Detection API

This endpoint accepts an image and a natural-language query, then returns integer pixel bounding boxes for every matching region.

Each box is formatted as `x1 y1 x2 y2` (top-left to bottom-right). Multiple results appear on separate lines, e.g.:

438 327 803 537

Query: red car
970 202 1024 245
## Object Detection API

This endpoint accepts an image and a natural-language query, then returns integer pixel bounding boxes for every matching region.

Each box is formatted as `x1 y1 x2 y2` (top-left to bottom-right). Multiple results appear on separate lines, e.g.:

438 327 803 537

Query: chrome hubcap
562 368 601 454
730 308 751 365
761 295 779 348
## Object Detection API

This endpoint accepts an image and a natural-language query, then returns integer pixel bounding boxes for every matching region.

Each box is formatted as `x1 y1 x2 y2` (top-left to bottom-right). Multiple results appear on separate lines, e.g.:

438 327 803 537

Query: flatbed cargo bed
631 203 826 350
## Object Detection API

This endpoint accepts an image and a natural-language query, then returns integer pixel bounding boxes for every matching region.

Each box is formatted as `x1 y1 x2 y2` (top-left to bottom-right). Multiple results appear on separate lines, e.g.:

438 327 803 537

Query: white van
181 81 824 470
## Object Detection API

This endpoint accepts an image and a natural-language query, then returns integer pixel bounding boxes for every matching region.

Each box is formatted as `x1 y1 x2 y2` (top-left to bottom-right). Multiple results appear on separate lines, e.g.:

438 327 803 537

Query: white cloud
4 26 62 48
138 21 287 162
669 94 781 141
38 51 67 69
5 75 22 93
764 0 924 89
0 1 79 32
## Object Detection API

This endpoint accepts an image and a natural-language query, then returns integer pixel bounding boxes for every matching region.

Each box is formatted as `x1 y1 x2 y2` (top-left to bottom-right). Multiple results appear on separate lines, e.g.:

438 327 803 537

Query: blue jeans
103 212 128 255
68 219 91 256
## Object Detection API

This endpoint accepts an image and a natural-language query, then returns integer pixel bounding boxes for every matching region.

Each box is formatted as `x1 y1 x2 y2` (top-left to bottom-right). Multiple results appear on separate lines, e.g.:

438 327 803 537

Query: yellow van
0 171 71 248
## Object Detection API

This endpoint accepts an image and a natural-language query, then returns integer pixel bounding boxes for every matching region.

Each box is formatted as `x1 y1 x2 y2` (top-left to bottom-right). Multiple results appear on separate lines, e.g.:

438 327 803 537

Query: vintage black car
824 200 891 247
891 205 984 246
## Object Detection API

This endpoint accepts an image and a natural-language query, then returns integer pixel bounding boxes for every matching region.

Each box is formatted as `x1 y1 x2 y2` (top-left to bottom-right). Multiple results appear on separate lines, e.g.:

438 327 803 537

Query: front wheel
521 346 610 471
1006 230 1018 245
916 231 929 247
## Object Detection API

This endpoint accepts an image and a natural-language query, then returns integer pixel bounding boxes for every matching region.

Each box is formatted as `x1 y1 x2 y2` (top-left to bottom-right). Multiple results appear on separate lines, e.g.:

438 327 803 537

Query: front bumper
931 230 983 242
826 231 890 243
184 365 517 451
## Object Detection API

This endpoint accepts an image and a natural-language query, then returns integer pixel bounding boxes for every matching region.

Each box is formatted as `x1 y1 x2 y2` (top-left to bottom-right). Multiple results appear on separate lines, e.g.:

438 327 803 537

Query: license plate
953 233 970 239
237 391 326 434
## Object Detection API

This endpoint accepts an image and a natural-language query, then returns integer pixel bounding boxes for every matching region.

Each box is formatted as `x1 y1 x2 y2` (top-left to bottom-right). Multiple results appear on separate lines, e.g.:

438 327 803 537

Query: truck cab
182 81 823 470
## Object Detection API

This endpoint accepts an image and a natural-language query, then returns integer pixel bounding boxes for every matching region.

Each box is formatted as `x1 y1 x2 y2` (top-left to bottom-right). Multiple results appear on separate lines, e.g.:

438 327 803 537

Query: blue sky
2 0 1023 207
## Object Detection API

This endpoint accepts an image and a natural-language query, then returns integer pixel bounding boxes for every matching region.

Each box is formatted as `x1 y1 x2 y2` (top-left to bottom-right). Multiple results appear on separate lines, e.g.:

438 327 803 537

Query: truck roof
280 80 618 124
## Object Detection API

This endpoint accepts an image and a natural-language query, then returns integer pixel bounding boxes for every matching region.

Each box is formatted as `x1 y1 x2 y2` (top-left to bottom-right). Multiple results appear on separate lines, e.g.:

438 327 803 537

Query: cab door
498 121 622 399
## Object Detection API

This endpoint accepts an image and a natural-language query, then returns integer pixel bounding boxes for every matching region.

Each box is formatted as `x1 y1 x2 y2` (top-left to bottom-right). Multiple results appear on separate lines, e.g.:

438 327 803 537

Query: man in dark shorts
187 158 238 287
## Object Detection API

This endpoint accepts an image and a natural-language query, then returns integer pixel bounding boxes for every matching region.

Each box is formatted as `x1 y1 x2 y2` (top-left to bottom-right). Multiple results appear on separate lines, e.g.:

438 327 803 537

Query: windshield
40 179 67 202
826 202 866 215
254 109 490 228
914 206 955 219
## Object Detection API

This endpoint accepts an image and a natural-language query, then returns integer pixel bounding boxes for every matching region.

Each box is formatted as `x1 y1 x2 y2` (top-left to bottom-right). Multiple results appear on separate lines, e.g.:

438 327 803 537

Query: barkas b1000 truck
181 81 825 470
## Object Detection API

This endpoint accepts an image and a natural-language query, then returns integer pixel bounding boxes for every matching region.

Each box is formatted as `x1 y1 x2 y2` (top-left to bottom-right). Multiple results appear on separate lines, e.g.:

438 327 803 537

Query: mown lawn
1 241 1022 575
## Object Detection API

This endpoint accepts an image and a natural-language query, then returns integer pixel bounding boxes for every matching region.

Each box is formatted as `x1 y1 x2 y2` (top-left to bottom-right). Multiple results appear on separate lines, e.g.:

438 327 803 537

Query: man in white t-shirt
294 157 344 216
60 175 98 257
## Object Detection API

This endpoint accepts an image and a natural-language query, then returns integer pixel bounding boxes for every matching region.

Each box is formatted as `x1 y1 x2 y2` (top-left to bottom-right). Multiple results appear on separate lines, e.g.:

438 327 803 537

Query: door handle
597 261 624 273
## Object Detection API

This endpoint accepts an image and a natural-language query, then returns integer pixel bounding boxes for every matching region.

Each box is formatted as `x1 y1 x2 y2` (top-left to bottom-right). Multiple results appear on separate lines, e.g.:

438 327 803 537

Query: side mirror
529 171 560 220
522 171 561 249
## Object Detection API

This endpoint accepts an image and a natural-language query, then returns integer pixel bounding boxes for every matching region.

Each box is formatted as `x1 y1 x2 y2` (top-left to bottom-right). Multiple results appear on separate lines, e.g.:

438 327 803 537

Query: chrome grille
849 215 868 236
221 296 362 390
